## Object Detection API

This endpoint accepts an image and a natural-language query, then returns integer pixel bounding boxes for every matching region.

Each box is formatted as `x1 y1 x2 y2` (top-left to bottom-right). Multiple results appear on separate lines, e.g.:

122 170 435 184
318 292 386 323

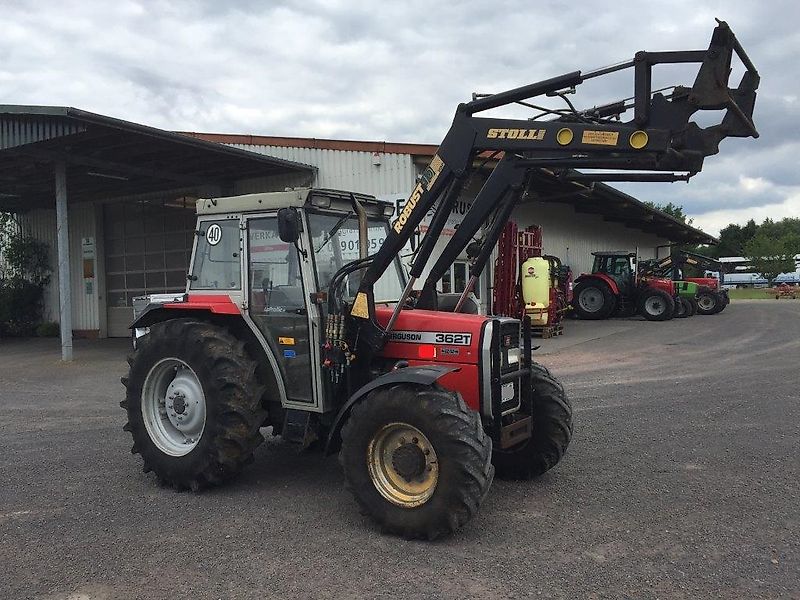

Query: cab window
189 219 241 290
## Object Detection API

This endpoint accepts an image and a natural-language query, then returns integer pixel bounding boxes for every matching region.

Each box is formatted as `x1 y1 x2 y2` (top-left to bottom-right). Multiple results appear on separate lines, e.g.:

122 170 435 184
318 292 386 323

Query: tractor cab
143 188 407 409
590 251 637 295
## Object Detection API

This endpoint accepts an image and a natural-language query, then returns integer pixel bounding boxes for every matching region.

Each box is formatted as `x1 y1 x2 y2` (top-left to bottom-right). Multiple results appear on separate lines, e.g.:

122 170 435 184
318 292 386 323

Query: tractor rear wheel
573 281 617 320
696 290 720 315
121 319 266 490
638 289 675 321
493 362 573 479
339 383 493 540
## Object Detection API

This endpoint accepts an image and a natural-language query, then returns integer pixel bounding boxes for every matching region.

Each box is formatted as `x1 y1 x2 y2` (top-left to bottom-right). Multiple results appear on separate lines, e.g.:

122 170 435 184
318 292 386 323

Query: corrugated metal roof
0 105 315 211
0 116 86 150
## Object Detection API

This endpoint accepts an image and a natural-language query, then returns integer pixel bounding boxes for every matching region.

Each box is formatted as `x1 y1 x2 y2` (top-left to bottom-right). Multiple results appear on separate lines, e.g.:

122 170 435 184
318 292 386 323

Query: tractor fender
575 273 619 296
129 304 290 408
130 295 240 329
324 365 459 456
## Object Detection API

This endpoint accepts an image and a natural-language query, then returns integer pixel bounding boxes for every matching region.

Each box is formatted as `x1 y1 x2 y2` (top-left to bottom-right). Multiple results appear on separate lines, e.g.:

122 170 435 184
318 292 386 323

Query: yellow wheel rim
367 423 438 508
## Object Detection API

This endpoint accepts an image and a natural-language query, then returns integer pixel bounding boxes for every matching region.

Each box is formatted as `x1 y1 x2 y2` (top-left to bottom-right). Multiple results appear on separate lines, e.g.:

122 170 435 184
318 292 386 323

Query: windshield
307 212 405 303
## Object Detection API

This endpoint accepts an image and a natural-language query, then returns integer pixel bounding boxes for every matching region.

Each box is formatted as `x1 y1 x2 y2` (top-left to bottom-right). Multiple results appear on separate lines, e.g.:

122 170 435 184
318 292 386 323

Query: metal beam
55 160 73 361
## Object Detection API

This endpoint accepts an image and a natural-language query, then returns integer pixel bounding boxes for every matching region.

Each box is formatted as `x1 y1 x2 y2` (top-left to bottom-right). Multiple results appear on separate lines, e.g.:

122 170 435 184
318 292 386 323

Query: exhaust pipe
351 193 368 260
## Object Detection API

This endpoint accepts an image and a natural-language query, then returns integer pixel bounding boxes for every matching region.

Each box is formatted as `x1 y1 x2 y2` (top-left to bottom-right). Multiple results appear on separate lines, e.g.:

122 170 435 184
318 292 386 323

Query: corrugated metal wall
19 203 99 331
227 144 417 197
513 201 671 274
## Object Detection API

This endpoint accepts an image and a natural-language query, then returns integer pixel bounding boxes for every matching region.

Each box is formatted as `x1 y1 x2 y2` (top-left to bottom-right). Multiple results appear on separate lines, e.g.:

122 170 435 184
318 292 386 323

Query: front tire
696 290 720 315
493 363 573 479
684 296 698 317
121 319 267 490
339 383 493 540
638 289 675 321
674 296 695 318
573 281 617 320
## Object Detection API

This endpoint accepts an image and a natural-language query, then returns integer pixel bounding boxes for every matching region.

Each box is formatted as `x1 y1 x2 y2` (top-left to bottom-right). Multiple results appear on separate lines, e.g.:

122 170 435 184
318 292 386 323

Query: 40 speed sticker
388 331 472 346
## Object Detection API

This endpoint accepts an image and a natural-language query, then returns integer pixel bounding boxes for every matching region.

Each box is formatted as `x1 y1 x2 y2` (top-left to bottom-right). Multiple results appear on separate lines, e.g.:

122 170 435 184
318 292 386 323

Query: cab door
606 256 634 295
245 215 318 406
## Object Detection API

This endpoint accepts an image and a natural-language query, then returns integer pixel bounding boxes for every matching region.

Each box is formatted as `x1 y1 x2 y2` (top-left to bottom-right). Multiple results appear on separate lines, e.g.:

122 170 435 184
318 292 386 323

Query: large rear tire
493 363 573 479
121 319 267 490
573 281 617 320
638 289 675 321
339 383 493 540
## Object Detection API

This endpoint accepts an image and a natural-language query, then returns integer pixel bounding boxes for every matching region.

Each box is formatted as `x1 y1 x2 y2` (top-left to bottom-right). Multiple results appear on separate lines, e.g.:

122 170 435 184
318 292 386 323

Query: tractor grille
498 321 522 415
480 319 523 418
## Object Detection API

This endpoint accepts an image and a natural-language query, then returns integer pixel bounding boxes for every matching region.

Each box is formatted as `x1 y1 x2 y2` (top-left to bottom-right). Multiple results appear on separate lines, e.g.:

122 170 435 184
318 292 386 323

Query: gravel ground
1 300 798 599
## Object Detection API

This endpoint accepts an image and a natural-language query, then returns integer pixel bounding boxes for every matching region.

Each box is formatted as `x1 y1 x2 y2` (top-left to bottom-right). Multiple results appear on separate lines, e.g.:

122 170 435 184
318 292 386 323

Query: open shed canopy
0 105 315 362
524 169 717 246
0 105 314 211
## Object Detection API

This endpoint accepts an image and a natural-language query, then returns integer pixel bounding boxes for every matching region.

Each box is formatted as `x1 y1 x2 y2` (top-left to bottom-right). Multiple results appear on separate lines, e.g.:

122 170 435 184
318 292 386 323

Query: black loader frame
333 19 758 387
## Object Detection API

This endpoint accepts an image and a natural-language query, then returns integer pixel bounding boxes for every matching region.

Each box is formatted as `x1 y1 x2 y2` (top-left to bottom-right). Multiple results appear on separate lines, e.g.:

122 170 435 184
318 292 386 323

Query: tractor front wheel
696 290 721 315
674 296 695 318
573 281 617 320
339 383 493 540
638 289 675 321
121 319 266 490
493 363 573 479
684 296 698 317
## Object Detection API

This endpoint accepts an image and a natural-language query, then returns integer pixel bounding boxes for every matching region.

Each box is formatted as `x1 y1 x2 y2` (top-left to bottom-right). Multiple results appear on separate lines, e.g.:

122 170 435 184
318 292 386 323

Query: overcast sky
1 0 797 235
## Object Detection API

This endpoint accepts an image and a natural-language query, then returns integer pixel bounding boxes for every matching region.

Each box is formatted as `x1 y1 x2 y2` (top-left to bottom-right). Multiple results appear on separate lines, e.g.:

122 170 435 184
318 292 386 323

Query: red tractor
121 22 758 539
573 251 678 321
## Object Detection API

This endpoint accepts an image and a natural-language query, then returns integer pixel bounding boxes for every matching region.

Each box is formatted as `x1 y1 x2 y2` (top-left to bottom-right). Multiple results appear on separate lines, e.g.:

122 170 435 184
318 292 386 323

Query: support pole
55 160 73 361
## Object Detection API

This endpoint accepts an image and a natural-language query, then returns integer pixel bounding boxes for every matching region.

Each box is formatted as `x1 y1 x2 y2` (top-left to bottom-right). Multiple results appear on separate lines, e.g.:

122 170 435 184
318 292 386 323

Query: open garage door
104 199 195 337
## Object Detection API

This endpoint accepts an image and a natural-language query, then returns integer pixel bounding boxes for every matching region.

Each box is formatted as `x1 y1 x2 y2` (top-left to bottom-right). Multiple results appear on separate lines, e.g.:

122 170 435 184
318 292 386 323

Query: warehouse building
1 106 715 353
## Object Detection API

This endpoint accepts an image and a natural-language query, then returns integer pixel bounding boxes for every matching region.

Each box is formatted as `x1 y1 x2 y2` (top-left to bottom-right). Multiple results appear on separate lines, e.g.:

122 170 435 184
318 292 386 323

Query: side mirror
277 207 300 243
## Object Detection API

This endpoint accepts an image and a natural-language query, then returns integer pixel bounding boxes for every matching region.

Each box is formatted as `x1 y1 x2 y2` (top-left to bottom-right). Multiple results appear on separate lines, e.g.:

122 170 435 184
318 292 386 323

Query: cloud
691 189 800 236
0 0 798 234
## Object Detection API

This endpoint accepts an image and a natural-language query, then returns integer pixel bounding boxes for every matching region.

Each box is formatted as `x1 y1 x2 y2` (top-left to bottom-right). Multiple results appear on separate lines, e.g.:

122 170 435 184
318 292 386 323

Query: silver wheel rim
645 296 665 316
578 288 604 313
698 294 715 310
141 358 206 457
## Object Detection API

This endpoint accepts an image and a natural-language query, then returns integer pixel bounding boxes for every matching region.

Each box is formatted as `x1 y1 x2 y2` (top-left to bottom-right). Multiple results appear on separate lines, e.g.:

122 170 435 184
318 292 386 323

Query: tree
0 212 52 336
643 201 693 225
744 232 795 285
715 219 757 257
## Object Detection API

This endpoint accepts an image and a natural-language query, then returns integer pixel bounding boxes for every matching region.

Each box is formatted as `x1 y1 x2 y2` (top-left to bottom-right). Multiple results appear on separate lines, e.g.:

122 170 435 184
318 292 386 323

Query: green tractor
671 280 700 318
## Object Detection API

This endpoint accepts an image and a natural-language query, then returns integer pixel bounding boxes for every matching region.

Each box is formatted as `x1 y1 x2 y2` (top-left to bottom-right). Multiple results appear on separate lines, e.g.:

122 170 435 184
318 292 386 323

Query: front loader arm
416 155 527 310
339 19 758 375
